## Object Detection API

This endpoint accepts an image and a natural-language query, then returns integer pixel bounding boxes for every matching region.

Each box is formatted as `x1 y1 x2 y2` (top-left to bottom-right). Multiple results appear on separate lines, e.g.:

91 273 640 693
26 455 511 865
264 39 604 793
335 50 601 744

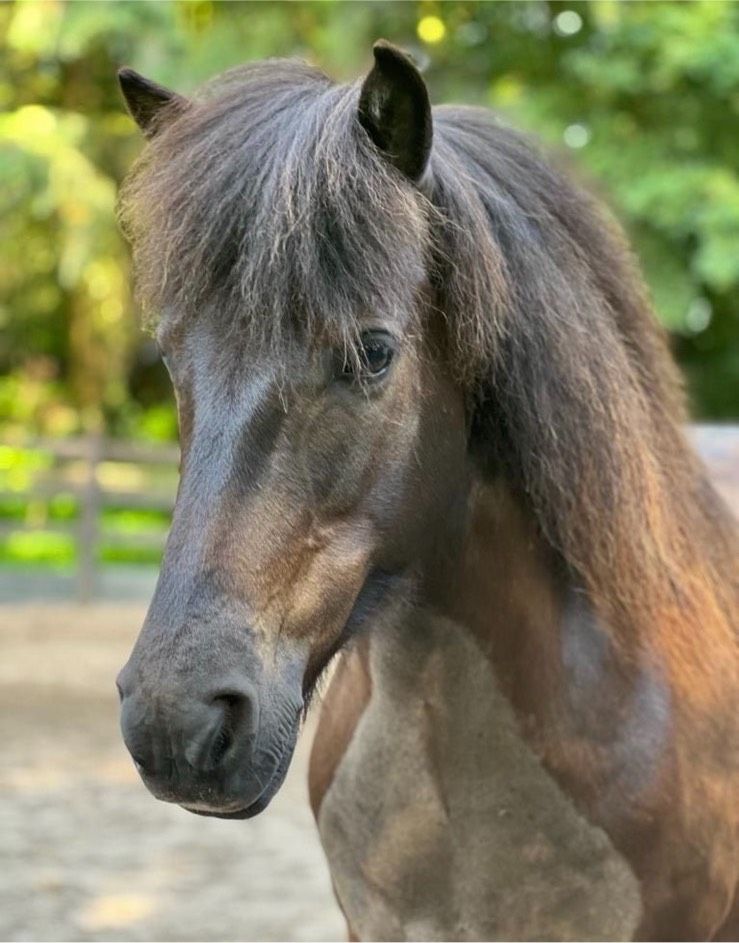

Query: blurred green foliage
1 0 738 443
0 442 172 565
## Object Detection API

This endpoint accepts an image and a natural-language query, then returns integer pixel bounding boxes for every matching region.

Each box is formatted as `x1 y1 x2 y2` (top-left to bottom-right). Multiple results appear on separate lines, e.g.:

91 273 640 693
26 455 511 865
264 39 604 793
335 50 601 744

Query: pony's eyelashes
335 330 397 386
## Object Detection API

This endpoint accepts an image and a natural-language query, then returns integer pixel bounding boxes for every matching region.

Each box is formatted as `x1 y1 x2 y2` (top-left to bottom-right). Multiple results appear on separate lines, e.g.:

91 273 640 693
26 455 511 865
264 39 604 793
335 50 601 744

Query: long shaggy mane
119 58 737 689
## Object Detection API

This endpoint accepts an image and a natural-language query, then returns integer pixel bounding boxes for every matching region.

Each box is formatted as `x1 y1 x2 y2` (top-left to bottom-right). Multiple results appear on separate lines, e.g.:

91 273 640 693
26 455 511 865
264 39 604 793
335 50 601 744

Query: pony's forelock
119 60 430 359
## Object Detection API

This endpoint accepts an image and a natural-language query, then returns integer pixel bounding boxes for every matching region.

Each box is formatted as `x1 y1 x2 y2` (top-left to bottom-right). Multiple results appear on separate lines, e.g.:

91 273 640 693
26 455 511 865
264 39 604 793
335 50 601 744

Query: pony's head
116 41 731 821
116 45 473 818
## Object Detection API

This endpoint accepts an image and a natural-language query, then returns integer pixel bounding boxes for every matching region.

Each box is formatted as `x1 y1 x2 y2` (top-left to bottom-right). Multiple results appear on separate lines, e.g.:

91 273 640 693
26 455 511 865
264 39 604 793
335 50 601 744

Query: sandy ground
0 605 345 942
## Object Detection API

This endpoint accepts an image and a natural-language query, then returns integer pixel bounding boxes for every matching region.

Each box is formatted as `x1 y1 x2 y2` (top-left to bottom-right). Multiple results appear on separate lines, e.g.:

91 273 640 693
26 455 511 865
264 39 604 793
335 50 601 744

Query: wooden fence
0 435 179 602
1 426 737 605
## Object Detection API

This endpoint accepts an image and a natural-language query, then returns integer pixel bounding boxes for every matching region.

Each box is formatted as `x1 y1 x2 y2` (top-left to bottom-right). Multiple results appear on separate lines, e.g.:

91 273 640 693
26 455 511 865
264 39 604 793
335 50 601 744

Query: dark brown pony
116 43 738 941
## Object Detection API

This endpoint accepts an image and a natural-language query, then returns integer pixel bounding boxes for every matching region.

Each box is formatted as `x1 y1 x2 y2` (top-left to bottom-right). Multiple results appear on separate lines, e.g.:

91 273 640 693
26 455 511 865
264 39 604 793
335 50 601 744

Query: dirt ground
0 604 345 943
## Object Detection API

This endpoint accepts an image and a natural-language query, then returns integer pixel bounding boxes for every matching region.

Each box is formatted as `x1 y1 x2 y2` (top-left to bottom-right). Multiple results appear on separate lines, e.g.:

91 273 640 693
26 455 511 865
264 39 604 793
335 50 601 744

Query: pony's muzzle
117 670 265 811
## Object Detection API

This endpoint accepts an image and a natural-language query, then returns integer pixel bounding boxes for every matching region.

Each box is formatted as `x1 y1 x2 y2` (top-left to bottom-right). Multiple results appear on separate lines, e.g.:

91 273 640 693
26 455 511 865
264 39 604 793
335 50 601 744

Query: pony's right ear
358 40 432 181
117 68 189 138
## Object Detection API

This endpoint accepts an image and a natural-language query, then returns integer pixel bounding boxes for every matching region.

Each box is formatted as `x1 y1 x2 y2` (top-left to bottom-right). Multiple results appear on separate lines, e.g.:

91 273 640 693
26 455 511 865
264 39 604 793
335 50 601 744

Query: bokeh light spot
417 15 446 45
563 123 591 148
686 298 713 333
457 21 486 46
554 10 583 36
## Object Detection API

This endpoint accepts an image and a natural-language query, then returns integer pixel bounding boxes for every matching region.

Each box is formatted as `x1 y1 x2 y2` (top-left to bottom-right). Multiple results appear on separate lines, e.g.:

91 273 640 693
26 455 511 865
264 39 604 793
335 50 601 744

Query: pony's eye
341 332 395 381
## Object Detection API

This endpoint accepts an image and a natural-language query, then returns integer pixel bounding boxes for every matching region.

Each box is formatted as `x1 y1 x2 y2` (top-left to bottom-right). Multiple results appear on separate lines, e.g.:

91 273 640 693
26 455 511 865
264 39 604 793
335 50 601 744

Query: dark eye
340 331 395 382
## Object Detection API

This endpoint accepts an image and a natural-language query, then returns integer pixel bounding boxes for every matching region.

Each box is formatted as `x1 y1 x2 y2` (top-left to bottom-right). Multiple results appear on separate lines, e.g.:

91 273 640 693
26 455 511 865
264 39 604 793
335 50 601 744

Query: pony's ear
358 40 432 181
117 68 189 138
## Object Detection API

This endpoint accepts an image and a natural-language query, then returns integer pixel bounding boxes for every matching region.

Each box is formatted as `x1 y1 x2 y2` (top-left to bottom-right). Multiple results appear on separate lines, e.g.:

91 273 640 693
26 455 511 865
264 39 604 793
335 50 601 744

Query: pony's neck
418 472 674 826
426 475 571 716
320 534 643 941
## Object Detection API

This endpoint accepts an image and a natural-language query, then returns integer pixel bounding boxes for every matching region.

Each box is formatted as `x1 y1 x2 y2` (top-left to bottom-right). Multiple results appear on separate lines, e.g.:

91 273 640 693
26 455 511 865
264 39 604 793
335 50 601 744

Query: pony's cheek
291 396 418 517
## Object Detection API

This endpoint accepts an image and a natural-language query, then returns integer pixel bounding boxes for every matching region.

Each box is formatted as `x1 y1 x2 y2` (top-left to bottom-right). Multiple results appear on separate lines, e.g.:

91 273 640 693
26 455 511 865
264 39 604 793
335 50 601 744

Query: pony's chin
183 796 271 820
181 736 295 820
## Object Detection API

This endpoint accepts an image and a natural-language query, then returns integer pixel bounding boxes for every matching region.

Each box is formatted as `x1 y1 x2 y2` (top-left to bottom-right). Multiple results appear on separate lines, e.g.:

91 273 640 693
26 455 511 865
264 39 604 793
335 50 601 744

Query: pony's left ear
118 68 189 138
358 40 432 181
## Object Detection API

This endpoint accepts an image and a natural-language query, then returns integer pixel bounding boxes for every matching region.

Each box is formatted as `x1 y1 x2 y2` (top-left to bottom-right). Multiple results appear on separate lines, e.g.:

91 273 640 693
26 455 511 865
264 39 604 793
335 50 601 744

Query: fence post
76 432 102 604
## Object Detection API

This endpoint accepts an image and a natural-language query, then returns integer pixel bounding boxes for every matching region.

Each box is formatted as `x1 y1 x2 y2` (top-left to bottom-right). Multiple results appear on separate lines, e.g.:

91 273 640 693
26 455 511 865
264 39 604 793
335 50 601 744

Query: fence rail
0 435 179 602
1 426 737 605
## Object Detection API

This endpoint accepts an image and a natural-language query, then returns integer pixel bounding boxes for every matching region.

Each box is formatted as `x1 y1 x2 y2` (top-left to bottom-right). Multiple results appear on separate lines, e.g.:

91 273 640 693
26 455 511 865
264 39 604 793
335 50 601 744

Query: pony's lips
180 731 296 821
183 792 271 820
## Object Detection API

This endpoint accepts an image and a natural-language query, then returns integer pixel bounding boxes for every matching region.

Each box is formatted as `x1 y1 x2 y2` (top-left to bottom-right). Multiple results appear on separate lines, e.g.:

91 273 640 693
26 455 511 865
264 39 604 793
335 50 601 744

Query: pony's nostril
188 688 256 772
210 688 256 731
208 721 234 768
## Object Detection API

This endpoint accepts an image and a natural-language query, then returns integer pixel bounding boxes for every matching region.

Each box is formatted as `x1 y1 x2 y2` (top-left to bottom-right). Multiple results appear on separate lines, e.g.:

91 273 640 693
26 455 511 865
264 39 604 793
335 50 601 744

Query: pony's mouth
181 728 296 820
184 797 267 820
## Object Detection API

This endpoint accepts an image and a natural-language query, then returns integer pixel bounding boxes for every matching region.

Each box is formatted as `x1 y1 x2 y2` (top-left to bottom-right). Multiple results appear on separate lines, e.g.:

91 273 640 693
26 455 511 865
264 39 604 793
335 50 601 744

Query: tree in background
1 0 737 440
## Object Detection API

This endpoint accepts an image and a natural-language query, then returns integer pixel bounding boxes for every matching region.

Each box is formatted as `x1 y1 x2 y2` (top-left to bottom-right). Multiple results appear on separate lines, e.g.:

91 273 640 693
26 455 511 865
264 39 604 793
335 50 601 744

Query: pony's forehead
153 294 423 363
